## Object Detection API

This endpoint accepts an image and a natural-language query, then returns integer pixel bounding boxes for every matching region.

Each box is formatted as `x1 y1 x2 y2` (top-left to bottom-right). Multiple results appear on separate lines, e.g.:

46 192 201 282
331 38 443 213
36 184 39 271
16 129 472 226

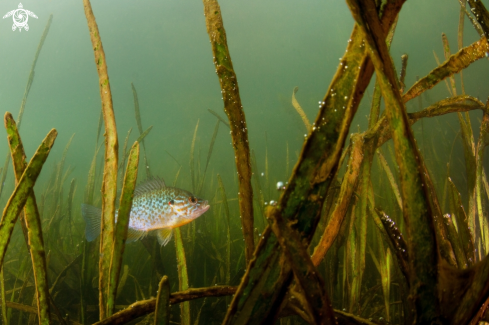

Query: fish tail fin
81 204 102 242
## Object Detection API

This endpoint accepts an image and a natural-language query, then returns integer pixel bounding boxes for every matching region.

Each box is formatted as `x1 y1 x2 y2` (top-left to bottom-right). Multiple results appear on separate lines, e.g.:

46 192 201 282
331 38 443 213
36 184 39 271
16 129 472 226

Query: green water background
0 0 488 322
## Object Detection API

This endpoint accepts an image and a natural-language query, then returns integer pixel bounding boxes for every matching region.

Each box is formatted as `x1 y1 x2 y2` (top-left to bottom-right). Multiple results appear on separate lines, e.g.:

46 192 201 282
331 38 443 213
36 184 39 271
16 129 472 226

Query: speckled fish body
82 178 210 246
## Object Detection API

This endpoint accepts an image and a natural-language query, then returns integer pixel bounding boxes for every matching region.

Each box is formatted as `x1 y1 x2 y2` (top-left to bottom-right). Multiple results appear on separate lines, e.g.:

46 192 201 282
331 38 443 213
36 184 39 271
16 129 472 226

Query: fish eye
189 196 197 204
168 199 174 206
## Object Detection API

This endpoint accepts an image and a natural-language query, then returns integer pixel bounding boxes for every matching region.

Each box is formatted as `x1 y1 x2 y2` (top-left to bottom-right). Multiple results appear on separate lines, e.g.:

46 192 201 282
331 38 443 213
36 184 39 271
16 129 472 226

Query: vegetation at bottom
1 0 489 324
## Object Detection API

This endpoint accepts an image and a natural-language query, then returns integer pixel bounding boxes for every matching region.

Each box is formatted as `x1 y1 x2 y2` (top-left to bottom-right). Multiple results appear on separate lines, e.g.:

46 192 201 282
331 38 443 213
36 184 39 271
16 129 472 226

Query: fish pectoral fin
81 204 102 242
156 228 173 246
126 228 147 243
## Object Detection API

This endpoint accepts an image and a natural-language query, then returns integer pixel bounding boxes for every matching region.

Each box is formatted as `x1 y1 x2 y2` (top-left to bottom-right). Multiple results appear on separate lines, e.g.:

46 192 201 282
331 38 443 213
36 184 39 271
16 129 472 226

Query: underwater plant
1 0 489 324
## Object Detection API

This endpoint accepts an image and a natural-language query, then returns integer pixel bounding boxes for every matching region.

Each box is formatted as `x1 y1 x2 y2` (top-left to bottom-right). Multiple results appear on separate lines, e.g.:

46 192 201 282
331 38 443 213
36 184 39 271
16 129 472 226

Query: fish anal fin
156 228 173 246
126 228 147 243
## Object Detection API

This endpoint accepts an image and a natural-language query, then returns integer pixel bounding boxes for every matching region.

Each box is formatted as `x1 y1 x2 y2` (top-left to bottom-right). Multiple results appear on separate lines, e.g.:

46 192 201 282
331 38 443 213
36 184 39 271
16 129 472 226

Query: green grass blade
217 175 231 285
17 15 53 130
268 206 336 324
132 83 151 178
198 120 220 195
311 134 364 266
190 120 199 193
4 113 53 325
403 37 489 103
83 0 119 319
291 87 311 131
174 228 190 325
107 142 139 316
1 266 8 325
0 127 57 270
207 109 230 128
154 276 170 325
347 1 440 320
476 113 489 254
223 3 403 321
377 150 402 209
203 0 255 263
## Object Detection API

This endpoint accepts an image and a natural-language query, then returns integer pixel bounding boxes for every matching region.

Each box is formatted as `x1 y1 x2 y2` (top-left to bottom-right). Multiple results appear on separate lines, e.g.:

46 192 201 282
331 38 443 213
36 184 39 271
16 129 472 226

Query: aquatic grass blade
377 150 402 209
154 276 170 325
4 113 53 325
131 84 151 178
291 87 311 131
83 0 119 319
268 206 336 324
202 0 255 263
311 134 364 266
0 127 57 271
198 120 220 195
174 228 190 325
222 3 404 322
190 120 199 193
217 174 231 285
346 0 440 321
0 267 7 325
107 142 139 316
403 37 489 103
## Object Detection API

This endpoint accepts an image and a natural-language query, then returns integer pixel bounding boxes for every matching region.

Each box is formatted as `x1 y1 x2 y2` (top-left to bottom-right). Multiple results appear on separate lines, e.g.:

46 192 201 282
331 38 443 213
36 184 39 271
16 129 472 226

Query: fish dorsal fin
134 177 166 197
126 228 147 243
81 204 102 242
156 228 173 246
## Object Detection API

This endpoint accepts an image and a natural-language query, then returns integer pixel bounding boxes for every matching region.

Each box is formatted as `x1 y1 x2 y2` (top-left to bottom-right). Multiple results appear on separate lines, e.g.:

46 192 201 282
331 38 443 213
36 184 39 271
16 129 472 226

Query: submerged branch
94 286 237 325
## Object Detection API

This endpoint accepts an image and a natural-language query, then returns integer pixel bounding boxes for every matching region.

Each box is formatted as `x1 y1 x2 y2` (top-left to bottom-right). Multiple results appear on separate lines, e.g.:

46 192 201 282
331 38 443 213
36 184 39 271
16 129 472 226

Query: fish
81 178 210 246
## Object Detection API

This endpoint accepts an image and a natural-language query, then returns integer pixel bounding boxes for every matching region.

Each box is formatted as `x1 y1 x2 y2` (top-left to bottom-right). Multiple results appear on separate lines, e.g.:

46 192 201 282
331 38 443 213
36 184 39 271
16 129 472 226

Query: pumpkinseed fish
81 178 210 246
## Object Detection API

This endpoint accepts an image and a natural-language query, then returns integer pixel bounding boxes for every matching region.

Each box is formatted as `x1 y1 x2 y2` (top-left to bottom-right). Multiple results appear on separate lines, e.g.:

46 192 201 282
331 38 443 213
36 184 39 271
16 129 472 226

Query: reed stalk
377 150 402 209
83 0 119 319
0 127 56 271
131 83 151 179
267 206 336 324
154 276 170 325
174 228 190 325
311 134 364 266
347 0 440 320
476 113 489 254
190 120 199 193
202 0 255 263
207 109 230 128
467 0 489 36
217 174 231 285
223 3 404 321
198 120 220 195
1 266 7 325
291 87 311 131
403 37 489 103
448 177 475 265
399 54 408 94
107 142 139 316
4 113 52 325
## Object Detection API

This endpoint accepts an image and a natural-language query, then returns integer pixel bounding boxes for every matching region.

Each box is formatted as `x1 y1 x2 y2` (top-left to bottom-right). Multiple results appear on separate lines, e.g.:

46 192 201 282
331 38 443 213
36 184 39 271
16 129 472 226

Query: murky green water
0 0 488 324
